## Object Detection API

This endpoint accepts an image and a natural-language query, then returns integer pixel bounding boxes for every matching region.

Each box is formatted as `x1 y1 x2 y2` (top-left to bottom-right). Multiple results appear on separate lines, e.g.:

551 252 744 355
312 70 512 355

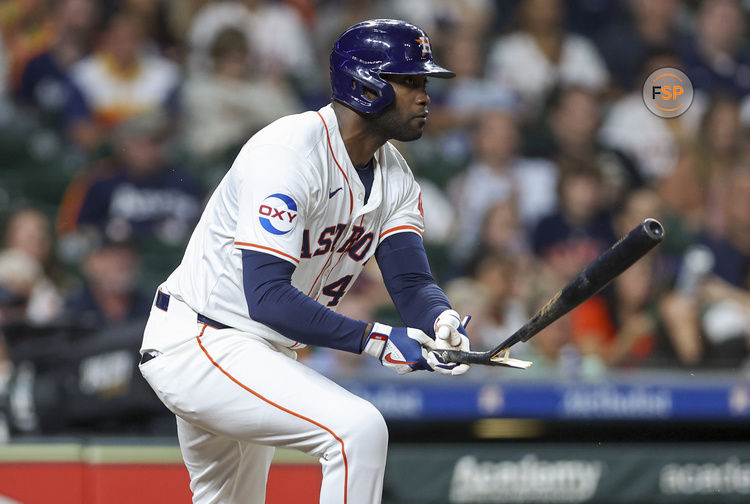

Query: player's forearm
250 280 370 353
242 250 369 353
388 276 451 336
375 233 451 337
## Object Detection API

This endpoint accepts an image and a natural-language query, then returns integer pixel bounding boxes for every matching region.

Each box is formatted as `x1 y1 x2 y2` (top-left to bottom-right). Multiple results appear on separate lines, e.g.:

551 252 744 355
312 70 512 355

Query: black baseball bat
436 218 665 367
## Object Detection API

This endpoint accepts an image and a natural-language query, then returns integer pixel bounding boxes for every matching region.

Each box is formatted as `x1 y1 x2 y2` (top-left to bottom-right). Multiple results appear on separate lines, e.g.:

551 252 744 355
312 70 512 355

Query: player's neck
332 102 385 168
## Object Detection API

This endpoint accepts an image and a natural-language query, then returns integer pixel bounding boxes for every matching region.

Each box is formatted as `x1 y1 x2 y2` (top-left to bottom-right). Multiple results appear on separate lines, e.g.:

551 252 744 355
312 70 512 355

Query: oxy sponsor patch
258 193 298 235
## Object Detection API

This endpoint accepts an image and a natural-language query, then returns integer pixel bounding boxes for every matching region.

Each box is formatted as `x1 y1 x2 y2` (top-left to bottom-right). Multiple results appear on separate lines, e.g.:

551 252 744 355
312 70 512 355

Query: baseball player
139 19 470 503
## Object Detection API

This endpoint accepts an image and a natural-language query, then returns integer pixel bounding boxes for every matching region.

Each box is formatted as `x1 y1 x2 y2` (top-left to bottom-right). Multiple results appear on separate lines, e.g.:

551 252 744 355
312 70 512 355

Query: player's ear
362 86 377 101
348 78 378 102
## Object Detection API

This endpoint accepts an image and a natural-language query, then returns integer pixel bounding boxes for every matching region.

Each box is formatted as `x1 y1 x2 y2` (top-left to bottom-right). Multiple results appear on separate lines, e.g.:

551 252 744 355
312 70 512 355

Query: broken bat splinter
489 349 532 369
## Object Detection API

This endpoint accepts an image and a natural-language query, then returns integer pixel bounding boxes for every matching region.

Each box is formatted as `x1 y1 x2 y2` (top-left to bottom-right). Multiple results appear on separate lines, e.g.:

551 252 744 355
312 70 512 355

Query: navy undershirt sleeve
375 232 452 337
241 250 369 353
356 162 374 203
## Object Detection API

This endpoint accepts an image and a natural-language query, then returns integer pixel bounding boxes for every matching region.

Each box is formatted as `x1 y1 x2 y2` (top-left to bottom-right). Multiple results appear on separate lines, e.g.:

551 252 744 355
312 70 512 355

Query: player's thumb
436 325 452 341
437 325 462 347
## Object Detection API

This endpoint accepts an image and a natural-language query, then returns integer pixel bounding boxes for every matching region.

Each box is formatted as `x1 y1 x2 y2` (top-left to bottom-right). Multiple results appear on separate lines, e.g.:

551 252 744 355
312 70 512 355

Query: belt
155 290 231 330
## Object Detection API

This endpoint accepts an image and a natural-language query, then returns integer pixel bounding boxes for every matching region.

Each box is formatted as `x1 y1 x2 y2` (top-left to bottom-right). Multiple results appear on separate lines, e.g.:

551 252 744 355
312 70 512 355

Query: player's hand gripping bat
434 218 665 369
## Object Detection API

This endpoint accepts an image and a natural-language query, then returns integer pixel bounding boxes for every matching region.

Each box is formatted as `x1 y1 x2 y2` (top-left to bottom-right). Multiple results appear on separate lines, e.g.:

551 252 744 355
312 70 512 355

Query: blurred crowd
2 0 750 383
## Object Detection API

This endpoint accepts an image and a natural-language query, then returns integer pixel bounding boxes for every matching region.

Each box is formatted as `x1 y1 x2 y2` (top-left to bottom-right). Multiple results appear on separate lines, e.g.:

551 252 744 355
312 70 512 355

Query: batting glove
362 323 434 374
428 309 471 376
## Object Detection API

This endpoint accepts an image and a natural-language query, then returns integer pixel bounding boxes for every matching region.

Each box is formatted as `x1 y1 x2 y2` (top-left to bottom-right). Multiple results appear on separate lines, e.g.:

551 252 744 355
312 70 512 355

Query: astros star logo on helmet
415 36 431 57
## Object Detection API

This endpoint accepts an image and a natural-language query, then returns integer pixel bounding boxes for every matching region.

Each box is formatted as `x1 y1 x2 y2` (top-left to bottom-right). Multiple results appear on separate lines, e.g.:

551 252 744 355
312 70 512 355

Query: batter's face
370 74 431 141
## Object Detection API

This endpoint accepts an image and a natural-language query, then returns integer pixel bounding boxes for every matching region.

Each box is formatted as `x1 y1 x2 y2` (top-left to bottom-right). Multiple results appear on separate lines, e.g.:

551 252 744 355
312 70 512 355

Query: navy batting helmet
330 19 455 114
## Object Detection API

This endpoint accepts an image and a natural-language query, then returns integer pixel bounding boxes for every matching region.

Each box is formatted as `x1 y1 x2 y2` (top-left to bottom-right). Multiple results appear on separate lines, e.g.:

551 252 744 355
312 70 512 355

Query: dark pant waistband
155 290 231 330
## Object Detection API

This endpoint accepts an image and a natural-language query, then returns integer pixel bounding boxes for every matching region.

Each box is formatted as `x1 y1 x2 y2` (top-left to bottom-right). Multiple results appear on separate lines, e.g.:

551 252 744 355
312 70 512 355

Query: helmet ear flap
330 53 395 114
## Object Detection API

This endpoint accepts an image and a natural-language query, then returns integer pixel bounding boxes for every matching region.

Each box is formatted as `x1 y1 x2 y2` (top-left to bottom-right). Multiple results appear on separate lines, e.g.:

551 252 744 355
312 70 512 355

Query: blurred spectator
597 0 686 92
655 149 707 257
311 0 380 60
531 159 615 279
15 0 98 126
383 0 496 40
741 95 750 129
428 32 516 137
531 160 615 364
0 0 56 91
62 242 151 327
599 245 659 368
404 32 516 190
694 95 744 236
516 270 578 377
182 27 301 162
2 208 64 324
0 30 8 98
118 0 180 57
449 110 557 263
661 167 750 367
600 189 670 367
187 0 316 84
0 250 43 325
485 0 608 117
701 166 750 324
564 0 625 39
472 252 532 349
417 177 455 245
473 200 529 260
5 209 52 268
600 47 702 180
57 112 202 249
535 86 642 207
542 86 602 159
680 0 750 97
524 319 573 376
460 199 533 293
65 11 180 150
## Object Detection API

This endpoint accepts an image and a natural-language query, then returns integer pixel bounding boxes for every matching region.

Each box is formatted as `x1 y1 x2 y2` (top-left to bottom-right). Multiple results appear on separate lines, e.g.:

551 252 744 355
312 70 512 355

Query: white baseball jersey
143 104 424 352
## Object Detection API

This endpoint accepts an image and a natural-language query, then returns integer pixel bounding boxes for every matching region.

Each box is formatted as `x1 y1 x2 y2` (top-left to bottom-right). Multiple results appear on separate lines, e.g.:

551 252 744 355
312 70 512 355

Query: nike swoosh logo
384 353 417 365
329 187 343 198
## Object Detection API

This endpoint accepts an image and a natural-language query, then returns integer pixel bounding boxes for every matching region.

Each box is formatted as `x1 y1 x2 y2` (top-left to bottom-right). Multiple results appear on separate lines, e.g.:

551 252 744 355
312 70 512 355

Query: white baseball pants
139 294 387 503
